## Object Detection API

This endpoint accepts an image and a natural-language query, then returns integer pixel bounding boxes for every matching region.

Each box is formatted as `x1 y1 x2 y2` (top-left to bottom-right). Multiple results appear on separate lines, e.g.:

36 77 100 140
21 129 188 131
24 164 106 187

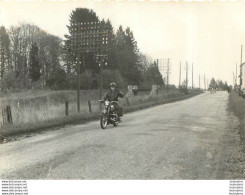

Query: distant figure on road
227 87 230 93
103 82 124 120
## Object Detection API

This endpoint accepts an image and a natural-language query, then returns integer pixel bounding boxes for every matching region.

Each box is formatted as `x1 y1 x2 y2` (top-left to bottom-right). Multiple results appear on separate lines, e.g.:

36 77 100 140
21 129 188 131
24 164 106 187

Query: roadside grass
0 89 163 125
0 90 100 125
0 90 202 137
229 90 245 144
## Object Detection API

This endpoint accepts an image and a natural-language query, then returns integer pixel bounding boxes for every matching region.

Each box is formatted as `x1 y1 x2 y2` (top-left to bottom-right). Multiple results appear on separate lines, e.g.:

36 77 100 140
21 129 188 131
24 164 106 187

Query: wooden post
126 97 130 107
179 61 181 88
88 100 92 113
2 107 7 124
192 63 193 90
77 52 81 112
2 105 12 124
199 74 200 89
65 101 69 116
7 106 12 124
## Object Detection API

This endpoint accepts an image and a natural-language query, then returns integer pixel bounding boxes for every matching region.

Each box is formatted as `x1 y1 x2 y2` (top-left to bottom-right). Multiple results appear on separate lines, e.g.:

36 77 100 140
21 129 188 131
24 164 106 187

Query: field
0 90 100 125
0 87 188 127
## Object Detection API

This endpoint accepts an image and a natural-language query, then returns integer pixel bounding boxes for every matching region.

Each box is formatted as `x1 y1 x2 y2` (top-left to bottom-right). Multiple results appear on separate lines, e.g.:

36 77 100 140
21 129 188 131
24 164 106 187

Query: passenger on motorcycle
103 82 124 121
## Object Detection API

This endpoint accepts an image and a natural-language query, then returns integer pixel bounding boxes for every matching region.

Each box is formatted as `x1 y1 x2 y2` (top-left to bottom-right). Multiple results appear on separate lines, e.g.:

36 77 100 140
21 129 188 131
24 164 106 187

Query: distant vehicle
210 88 216 94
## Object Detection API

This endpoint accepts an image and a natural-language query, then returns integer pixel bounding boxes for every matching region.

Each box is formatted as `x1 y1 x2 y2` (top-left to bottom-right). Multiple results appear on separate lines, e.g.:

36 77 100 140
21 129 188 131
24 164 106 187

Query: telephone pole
156 59 159 95
192 63 193 89
204 74 206 90
70 21 110 112
199 74 200 89
179 61 181 88
240 45 243 91
185 61 188 89
166 59 170 96
77 52 81 112
156 58 164 81
236 62 237 85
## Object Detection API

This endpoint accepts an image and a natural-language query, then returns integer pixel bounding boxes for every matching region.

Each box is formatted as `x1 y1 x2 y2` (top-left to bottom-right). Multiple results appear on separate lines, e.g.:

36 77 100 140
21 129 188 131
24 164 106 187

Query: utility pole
77 52 81 112
186 61 188 90
96 54 107 108
167 58 170 96
76 25 82 113
240 45 243 91
204 74 206 90
156 58 164 82
199 74 200 89
70 21 109 112
236 62 237 85
156 59 159 95
192 63 193 90
179 61 181 88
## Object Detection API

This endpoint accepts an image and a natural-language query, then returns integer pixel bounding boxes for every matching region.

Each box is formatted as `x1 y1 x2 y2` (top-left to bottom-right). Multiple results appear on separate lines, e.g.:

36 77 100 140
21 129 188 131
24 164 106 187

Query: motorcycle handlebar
99 100 119 104
110 101 119 104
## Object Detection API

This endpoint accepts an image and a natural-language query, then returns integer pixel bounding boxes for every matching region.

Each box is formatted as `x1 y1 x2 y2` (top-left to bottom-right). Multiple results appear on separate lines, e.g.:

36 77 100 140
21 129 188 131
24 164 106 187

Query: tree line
209 78 229 90
0 8 163 92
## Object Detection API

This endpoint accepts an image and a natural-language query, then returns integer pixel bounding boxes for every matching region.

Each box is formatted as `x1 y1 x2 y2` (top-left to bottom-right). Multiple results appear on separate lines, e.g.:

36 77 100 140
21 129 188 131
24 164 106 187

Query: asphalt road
1 91 244 179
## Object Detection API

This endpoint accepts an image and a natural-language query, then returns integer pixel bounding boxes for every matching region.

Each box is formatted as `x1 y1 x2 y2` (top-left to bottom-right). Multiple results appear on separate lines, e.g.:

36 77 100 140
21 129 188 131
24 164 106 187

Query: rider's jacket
103 89 124 102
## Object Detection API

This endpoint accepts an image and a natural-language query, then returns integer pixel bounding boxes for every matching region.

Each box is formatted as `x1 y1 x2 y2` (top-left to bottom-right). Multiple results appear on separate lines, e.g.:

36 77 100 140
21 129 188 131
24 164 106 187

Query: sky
1 0 245 88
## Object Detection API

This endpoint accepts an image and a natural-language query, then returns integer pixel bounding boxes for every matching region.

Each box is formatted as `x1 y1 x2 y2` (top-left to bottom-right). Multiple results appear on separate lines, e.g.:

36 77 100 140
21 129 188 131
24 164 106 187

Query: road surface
0 91 244 179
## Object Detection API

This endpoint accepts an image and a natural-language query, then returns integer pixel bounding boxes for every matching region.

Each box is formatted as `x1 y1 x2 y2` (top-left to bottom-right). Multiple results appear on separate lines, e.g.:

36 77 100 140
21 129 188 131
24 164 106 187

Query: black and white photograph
0 0 244 194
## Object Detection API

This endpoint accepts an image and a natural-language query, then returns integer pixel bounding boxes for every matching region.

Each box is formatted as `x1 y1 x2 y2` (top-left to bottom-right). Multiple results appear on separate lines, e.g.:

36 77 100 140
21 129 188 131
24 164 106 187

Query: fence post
2 107 6 124
65 101 69 116
2 105 13 124
126 97 130 107
7 106 12 124
88 100 92 113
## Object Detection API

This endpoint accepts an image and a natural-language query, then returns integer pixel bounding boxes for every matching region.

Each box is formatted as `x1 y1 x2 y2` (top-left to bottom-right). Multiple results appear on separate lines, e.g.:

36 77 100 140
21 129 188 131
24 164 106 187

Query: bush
0 70 16 91
66 70 97 90
0 71 34 91
46 68 68 90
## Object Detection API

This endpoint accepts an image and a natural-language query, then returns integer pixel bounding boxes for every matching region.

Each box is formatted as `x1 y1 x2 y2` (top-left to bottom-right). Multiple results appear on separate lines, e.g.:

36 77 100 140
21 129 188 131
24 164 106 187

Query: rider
103 82 124 121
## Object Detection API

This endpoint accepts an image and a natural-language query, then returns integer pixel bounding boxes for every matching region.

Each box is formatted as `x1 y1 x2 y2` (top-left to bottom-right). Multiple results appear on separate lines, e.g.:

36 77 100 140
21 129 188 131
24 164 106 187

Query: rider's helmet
110 82 116 88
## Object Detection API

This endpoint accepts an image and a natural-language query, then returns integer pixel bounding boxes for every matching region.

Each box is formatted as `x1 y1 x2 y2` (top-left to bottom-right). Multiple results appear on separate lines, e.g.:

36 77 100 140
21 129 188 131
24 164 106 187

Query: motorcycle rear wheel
100 113 108 129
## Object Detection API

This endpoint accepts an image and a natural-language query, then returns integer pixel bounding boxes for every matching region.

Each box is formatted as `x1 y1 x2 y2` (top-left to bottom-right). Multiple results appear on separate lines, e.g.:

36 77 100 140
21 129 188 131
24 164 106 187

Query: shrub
46 68 68 90
0 70 16 91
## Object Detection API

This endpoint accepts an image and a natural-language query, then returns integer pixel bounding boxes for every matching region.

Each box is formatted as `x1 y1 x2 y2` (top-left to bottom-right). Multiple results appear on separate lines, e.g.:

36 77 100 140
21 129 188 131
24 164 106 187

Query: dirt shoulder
218 90 245 179
229 90 245 141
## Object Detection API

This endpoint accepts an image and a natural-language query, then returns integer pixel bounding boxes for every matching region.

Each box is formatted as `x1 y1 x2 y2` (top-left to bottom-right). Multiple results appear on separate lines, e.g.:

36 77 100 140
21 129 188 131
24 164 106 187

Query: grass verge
1 91 203 137
229 90 245 143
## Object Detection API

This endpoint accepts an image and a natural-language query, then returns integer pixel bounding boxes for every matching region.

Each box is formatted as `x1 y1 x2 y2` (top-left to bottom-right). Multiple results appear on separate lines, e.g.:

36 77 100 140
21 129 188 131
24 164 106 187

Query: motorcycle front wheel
113 121 118 127
113 114 119 127
100 113 108 129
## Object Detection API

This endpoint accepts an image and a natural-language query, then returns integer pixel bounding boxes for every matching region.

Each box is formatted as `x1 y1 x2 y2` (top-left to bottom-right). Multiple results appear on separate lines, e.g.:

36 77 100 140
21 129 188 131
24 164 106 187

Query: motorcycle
99 100 120 129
